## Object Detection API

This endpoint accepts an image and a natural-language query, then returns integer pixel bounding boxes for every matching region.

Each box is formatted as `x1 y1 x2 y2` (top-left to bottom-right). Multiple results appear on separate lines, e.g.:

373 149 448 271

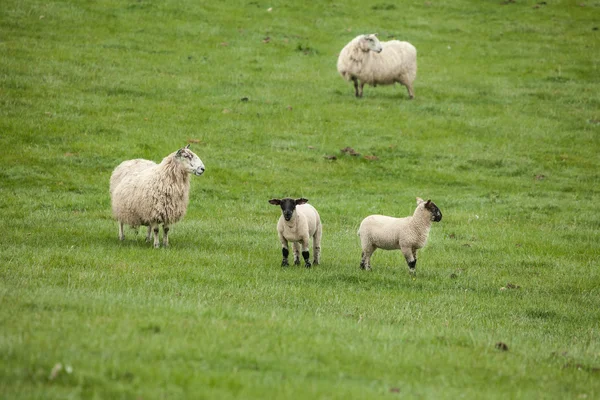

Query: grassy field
1 0 599 398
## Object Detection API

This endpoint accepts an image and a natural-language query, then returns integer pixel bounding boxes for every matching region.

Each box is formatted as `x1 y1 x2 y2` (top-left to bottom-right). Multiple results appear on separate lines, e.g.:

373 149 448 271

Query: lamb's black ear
295 198 308 205
185 144 190 149
176 148 183 157
269 199 281 205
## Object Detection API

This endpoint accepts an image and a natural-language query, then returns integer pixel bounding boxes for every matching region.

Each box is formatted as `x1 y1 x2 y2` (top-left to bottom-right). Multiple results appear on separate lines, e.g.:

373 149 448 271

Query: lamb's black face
268 197 309 222
425 201 443 222
279 198 297 221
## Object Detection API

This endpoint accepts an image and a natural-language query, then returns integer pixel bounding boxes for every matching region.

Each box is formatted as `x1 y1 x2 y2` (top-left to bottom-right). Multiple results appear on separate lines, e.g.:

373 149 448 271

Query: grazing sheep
268 198 322 268
110 145 205 248
358 197 442 274
337 33 417 99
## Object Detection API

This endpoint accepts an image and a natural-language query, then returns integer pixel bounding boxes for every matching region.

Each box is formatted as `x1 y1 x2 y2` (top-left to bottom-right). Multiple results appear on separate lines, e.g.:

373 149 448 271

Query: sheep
358 197 442 274
337 33 417 99
109 144 205 248
268 198 322 268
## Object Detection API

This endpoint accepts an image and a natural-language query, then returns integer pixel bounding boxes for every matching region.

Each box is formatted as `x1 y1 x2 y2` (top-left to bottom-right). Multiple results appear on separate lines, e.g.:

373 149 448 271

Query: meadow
1 0 599 398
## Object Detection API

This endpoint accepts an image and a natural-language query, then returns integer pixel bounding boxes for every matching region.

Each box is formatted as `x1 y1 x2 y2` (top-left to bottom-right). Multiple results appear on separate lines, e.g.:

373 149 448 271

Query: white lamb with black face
337 33 417 99
110 144 205 248
358 197 442 274
268 198 322 268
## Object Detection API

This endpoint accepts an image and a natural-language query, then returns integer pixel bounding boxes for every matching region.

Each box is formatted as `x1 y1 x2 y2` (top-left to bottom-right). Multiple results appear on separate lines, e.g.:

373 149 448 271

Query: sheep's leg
360 244 375 271
313 225 322 265
401 246 416 274
358 82 365 97
398 78 415 100
118 221 125 241
352 77 360 97
163 225 170 247
151 223 160 248
406 83 415 100
280 236 289 267
301 238 311 268
292 242 301 265
145 226 152 242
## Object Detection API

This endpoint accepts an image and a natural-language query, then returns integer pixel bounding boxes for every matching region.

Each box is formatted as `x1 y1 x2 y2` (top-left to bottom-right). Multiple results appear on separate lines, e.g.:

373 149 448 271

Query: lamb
337 33 417 99
268 198 322 268
109 144 205 248
358 197 442 274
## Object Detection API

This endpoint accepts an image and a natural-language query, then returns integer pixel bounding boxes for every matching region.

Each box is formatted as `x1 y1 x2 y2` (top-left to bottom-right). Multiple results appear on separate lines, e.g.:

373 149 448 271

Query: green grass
1 0 600 398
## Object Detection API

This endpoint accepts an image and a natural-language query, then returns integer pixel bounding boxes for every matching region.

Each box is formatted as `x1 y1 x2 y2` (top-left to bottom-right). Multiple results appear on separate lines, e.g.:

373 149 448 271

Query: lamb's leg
145 226 152 242
293 242 301 265
401 246 416 274
358 82 365 97
118 221 125 241
163 225 170 248
152 223 160 248
360 246 375 271
280 236 289 267
301 238 311 268
313 225 322 265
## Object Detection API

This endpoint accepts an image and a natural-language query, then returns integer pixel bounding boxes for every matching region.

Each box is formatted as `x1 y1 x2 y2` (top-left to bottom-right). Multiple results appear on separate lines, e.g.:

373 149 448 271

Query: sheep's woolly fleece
337 34 417 98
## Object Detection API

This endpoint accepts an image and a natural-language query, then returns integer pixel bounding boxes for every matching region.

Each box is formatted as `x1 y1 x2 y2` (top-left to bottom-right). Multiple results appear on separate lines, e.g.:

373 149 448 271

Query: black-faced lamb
358 197 442 274
268 198 322 268
109 144 205 248
337 33 417 99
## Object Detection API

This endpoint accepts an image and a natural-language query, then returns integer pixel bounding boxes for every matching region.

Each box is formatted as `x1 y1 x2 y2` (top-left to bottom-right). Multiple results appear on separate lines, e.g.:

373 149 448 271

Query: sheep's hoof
313 261 319 266
305 262 312 268
294 259 300 266
409 268 416 275
281 260 289 267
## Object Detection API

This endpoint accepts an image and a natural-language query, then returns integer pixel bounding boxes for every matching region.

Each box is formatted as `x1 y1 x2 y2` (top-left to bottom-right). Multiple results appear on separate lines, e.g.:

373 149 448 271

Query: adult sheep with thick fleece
269 198 322 268
337 33 417 99
110 144 205 248
358 197 442 274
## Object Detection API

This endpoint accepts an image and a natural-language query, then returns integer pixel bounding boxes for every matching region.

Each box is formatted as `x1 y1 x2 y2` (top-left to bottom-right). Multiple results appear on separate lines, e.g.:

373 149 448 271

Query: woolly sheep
268 198 322 268
358 197 442 274
110 144 205 248
337 33 417 99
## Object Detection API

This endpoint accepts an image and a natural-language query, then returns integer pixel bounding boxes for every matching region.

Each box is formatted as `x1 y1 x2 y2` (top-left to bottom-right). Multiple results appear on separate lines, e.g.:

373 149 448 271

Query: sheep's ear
176 149 183 157
295 198 308 205
416 197 425 204
185 144 190 149
373 33 378 37
269 199 281 205
425 200 432 207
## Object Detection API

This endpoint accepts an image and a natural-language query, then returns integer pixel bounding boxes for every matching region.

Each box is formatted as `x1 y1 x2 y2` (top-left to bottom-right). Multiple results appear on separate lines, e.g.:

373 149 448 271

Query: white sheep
337 33 417 99
109 144 205 248
268 198 322 268
358 197 442 274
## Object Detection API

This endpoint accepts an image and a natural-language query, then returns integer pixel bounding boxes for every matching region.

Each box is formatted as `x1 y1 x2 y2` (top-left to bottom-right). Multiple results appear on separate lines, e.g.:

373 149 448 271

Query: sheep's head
269 197 309 221
359 34 383 53
417 197 442 222
175 144 205 176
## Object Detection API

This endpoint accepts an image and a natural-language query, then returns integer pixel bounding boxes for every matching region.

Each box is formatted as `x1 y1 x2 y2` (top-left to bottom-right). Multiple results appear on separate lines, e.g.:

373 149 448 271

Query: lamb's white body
110 145 204 248
358 198 442 273
269 198 322 267
337 34 417 99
